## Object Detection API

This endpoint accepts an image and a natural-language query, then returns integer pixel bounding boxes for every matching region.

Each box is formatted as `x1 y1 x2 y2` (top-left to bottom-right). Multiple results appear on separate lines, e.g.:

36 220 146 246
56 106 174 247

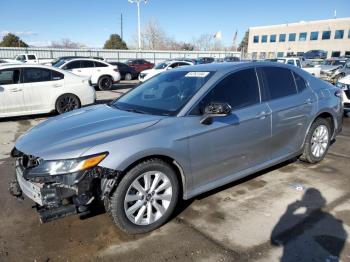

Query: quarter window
201 68 260 111
259 67 297 100
289 33 296 41
292 72 307 92
52 70 64 80
334 30 344 39
23 68 51 83
322 31 331 40
0 69 21 85
310 32 319 40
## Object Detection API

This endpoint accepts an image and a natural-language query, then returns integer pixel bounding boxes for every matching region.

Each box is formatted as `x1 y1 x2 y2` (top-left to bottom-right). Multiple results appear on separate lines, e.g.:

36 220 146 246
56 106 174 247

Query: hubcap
311 125 329 158
124 171 173 225
58 96 78 113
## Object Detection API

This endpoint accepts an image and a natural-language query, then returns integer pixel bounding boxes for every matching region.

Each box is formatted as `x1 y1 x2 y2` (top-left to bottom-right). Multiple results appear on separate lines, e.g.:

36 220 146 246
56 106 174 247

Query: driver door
184 68 271 193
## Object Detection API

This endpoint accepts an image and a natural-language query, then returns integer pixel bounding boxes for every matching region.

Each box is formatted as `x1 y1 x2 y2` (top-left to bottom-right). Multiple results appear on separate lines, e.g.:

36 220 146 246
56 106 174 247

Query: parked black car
303 50 327 59
223 56 240 62
195 57 215 64
109 62 139 80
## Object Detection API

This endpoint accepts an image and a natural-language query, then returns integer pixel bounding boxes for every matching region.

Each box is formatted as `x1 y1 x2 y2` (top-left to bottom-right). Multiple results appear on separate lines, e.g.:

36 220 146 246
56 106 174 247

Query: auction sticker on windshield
185 72 210 77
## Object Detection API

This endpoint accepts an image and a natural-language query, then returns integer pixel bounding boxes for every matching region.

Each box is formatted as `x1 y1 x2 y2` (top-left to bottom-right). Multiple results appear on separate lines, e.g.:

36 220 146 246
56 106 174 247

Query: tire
108 159 179 234
55 94 81 114
125 73 132 81
98 75 113 90
299 118 331 164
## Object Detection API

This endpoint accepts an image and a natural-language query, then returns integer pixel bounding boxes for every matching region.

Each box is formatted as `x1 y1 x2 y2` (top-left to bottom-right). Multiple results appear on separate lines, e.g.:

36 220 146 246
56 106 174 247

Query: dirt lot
0 83 350 262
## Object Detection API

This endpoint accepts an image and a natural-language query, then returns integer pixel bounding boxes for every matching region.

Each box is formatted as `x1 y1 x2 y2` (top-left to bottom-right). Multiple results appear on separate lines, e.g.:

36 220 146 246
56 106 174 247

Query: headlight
28 153 108 176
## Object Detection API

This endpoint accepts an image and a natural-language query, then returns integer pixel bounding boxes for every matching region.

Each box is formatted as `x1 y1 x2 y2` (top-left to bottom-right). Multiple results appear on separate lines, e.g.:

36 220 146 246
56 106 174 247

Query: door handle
77 70 81 72
53 84 62 88
304 98 312 104
255 111 271 119
10 88 22 92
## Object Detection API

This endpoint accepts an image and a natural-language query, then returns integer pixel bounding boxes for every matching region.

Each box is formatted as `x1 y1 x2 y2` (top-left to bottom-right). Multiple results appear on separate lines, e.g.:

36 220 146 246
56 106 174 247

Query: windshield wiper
124 108 148 114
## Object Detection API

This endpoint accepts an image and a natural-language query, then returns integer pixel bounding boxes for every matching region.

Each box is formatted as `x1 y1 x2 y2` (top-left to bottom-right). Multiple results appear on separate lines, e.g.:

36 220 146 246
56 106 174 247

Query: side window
292 72 307 92
16 55 25 61
23 68 51 83
52 70 64 81
94 61 108 67
259 67 297 100
0 69 21 85
296 60 301 68
201 68 260 111
81 60 94 68
65 61 81 70
178 62 190 67
169 63 178 69
27 55 36 60
287 60 295 66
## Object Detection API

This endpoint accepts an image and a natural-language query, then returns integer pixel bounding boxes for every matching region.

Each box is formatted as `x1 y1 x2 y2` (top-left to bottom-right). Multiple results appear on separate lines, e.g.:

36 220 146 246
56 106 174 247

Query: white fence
0 47 241 63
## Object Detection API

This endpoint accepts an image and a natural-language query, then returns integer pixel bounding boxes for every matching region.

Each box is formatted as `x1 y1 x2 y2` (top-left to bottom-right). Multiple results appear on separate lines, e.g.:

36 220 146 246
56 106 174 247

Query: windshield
154 62 169 69
52 59 67 67
113 70 214 116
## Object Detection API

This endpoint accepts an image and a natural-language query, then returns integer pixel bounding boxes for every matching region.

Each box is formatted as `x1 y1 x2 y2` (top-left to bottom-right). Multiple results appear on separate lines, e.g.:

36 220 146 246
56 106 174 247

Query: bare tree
192 34 214 51
50 38 86 49
141 19 167 50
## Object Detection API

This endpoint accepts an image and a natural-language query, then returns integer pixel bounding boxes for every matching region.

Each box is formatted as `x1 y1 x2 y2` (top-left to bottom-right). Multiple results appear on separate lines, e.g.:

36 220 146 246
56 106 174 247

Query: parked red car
125 59 154 72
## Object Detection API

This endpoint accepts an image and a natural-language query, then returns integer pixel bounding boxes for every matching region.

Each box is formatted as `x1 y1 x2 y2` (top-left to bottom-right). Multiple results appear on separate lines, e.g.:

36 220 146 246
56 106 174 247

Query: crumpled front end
9 148 119 223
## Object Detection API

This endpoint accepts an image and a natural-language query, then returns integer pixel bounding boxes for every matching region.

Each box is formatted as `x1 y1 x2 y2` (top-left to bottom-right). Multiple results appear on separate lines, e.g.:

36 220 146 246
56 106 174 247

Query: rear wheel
125 73 132 81
98 76 113 90
299 118 331 163
108 159 179 234
55 94 80 114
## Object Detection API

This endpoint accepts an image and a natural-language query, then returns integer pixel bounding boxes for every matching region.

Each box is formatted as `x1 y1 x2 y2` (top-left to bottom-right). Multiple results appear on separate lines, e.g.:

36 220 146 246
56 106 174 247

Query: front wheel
108 159 179 234
125 73 132 81
55 94 80 114
299 118 331 163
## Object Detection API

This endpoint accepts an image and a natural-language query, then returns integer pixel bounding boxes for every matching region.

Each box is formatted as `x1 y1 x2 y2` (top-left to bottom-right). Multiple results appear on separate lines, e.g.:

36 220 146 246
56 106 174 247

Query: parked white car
0 64 95 118
139 60 193 82
54 58 121 90
336 74 350 114
4 54 53 65
267 57 321 77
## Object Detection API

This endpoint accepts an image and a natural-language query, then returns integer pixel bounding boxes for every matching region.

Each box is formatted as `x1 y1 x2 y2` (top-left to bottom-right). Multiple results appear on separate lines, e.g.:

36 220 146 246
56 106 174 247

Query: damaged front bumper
9 148 119 223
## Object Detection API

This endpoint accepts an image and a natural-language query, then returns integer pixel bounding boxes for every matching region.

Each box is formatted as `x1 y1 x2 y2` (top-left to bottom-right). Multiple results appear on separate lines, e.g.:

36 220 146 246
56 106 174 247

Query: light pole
128 0 147 50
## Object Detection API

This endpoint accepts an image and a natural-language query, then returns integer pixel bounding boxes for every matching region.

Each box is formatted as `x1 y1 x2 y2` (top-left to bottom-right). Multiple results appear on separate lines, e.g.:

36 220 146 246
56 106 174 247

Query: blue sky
1 0 350 48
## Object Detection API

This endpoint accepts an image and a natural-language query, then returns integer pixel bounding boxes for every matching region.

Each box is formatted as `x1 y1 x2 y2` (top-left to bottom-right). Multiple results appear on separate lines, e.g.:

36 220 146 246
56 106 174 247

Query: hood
141 69 160 74
320 65 341 72
15 104 163 160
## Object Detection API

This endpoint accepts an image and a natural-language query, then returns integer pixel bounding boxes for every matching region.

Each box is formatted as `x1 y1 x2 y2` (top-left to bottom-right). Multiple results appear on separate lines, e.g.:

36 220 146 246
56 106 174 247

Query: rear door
22 68 64 112
79 60 96 78
0 68 26 115
64 60 82 76
185 68 271 191
257 66 316 159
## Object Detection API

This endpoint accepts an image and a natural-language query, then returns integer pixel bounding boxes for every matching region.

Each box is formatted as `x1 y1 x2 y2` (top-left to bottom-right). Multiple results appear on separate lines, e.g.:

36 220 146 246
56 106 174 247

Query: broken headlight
27 153 108 176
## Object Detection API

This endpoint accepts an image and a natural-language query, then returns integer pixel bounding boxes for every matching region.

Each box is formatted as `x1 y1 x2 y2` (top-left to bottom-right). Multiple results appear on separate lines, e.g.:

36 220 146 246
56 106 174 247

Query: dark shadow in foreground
271 188 347 262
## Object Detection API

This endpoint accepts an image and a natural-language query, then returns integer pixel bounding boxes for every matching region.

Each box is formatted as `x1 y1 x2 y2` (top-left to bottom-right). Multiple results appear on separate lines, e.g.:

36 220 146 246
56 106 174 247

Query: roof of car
0 64 69 74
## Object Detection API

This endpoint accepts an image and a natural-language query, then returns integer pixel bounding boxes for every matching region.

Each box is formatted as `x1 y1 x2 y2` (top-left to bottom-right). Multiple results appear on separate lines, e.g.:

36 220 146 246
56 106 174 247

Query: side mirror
200 102 232 125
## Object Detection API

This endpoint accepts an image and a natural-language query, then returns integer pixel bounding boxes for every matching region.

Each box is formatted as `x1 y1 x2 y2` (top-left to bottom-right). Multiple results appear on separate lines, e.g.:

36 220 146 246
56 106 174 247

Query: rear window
27 55 36 60
259 67 297 100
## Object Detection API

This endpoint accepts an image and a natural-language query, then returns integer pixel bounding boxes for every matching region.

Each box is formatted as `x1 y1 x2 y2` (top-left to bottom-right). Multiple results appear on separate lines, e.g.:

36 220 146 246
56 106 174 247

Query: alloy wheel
124 171 173 225
311 125 329 158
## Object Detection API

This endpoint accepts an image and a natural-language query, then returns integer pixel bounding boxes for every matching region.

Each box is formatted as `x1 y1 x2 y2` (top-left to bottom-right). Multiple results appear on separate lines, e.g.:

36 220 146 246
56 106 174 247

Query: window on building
259 52 266 59
253 35 259 43
261 35 267 43
310 31 319 40
252 52 258 59
288 33 296 41
299 32 307 41
348 29 350 39
270 35 276 43
331 51 341 58
279 34 286 42
286 52 294 57
322 31 331 40
334 30 344 39
297 52 305 57
277 52 284 58
345 51 350 57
